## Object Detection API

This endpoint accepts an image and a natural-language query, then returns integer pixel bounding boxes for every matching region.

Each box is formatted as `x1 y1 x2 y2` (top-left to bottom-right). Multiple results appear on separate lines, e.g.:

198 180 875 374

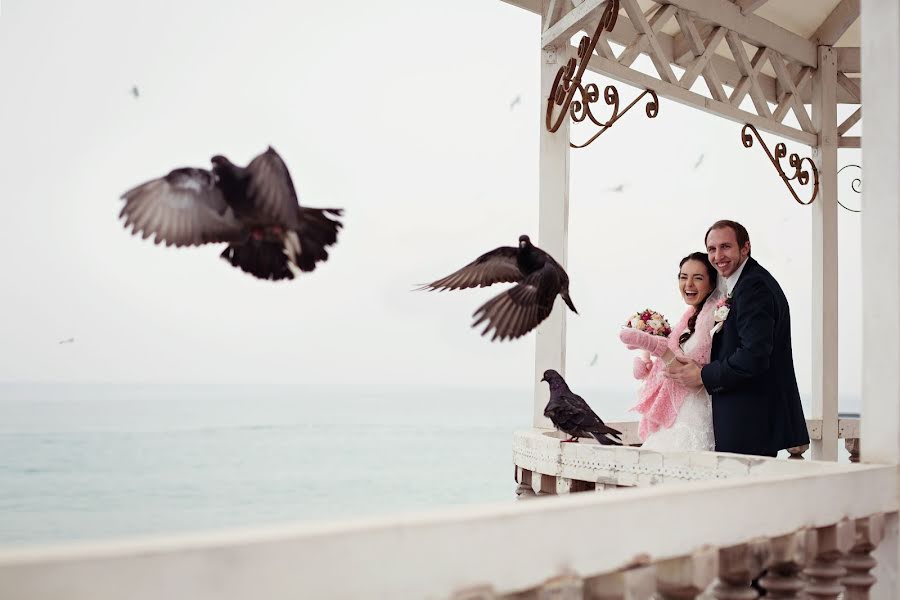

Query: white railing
0 444 895 599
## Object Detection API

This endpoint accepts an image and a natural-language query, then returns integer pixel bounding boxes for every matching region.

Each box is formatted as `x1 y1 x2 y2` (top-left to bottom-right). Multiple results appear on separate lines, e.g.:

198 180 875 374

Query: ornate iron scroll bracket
544 0 659 148
741 124 819 206
569 85 659 148
837 164 861 212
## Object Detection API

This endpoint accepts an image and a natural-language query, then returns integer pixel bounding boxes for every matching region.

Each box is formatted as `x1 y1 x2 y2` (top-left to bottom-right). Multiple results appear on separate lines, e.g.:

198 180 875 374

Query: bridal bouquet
624 309 672 337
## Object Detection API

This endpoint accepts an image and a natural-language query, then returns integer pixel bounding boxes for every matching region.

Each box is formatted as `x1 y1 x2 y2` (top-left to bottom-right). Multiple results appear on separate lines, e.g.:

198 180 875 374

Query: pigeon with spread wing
119 147 343 281
419 234 577 341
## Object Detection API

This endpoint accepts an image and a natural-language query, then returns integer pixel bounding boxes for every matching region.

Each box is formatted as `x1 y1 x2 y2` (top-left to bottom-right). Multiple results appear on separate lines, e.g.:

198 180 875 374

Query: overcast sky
0 1 863 410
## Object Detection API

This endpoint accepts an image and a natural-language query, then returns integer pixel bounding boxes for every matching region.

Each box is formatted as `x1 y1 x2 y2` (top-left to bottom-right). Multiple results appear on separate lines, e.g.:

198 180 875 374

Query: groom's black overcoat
700 257 809 456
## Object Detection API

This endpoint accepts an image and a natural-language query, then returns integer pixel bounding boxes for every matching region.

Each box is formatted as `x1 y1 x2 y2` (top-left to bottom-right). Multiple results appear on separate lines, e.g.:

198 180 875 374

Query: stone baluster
655 549 718 599
516 467 537 499
803 520 856 599
787 444 809 460
845 438 860 463
555 477 595 494
839 514 886 599
758 529 817 599
585 563 655 600
713 539 771 599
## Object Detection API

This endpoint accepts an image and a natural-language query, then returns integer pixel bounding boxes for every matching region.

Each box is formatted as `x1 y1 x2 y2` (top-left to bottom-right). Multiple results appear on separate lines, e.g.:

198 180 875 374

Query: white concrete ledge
0 455 894 599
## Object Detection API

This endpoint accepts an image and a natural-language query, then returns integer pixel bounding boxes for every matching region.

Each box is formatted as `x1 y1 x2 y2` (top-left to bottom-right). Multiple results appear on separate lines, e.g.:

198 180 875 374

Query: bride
618 252 721 451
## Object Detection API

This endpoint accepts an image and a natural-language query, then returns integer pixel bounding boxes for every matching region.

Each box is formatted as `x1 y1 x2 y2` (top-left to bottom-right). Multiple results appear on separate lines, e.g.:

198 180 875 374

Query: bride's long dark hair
678 252 717 346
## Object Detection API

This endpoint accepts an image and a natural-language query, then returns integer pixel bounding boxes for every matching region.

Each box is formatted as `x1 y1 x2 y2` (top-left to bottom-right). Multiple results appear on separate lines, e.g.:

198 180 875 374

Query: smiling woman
617 251 720 451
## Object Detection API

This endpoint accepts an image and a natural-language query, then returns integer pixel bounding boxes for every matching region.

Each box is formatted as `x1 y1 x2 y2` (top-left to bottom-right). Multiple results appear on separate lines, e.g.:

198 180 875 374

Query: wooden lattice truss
533 0 861 149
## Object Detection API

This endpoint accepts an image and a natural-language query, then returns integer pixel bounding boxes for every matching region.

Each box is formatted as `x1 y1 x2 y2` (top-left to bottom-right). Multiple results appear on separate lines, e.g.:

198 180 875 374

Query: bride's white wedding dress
640 331 715 452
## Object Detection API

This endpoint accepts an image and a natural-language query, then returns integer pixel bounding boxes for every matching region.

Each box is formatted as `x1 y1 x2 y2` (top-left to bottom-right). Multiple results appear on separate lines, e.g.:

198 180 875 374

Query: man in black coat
666 220 809 456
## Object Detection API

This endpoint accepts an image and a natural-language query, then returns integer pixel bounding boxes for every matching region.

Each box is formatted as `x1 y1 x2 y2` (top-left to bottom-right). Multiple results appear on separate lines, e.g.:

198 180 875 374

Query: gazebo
506 0 860 462
1 1 899 598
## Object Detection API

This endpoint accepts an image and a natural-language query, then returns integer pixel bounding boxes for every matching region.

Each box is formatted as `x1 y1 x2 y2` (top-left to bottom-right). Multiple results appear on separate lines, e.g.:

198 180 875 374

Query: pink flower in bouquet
625 308 671 337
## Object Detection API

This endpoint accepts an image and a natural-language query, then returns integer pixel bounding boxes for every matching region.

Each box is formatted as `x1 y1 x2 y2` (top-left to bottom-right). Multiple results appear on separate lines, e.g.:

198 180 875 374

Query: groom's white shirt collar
720 257 749 296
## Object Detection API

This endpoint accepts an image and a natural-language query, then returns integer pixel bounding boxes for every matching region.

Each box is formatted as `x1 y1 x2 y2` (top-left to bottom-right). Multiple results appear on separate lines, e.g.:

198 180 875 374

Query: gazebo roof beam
582 49 817 145
542 0 606 48
733 0 769 14
660 0 818 67
506 0 859 103
836 47 860 73
810 0 860 46
606 9 859 104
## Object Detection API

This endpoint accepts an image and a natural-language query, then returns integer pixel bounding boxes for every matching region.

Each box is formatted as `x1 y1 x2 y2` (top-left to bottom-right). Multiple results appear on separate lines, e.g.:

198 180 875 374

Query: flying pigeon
509 94 522 110
119 147 343 281
693 153 705 170
589 353 598 367
541 369 622 445
418 234 577 341
608 184 625 193
58 337 75 345
131 85 140 99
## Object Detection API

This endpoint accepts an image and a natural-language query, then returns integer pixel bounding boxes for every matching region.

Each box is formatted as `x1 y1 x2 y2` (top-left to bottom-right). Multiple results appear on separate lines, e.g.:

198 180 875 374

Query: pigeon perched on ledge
418 234 577 341
119 147 343 281
541 369 622 445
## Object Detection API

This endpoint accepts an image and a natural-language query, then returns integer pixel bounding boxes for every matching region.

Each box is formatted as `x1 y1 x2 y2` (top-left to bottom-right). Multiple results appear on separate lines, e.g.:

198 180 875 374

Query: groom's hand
665 356 704 390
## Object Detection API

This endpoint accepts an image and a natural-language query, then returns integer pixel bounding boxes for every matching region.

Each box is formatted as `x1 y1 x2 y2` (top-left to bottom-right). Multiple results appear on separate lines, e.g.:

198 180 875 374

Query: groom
666 220 809 456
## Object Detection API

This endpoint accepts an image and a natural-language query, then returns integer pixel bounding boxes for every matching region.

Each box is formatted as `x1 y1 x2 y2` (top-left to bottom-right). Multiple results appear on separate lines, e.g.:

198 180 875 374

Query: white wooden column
533 0 571 428
861 2 900 462
811 45 839 461
861 0 900 595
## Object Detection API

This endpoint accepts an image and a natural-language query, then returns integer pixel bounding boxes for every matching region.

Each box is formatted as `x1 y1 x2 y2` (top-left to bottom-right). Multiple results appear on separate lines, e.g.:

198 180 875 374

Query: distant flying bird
509 95 522 111
541 370 622 444
418 234 577 342
131 85 140 99
608 184 625 193
693 153 705 170
589 353 598 367
119 146 344 281
58 337 75 345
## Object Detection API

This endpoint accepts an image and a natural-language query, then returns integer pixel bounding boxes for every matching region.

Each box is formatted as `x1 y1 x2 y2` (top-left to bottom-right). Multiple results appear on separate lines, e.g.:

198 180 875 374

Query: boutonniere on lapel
710 294 732 337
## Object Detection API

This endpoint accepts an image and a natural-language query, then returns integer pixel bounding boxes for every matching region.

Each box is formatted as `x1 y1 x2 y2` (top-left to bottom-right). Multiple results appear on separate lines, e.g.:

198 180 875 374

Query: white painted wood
837 107 862 136
728 48 779 108
0 459 894 600
658 0 818 67
811 46 839 462
534 13 570 429
541 0 605 48
861 0 900 591
837 72 862 102
729 46 770 107
772 66 813 124
770 51 815 132
838 417 860 440
619 0 677 83
810 0 861 46
542 0 565 33
861 0 900 463
582 50 816 144
617 4 678 68
674 12 728 98
672 21 716 64
837 47 861 73
734 0 769 14
726 30 772 118
504 0 860 103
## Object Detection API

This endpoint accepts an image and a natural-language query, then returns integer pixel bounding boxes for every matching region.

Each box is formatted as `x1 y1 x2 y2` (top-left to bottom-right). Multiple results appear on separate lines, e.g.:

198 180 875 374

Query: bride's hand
619 328 670 357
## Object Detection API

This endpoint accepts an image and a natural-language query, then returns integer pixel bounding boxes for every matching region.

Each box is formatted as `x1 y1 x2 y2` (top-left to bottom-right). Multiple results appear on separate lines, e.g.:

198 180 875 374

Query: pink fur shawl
630 293 717 440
